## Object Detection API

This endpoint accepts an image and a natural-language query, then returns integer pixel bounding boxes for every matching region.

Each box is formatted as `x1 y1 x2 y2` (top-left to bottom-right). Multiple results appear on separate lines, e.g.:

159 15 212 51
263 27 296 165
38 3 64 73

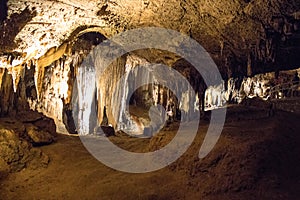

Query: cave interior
0 0 300 199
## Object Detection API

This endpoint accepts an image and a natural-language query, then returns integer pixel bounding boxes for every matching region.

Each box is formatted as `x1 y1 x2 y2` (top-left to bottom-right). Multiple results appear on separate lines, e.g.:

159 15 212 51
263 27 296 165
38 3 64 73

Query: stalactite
34 43 69 99
247 53 252 77
204 81 226 110
0 68 5 89
220 40 224 57
0 68 14 116
73 53 199 136
34 62 45 100
9 65 23 92
204 72 277 109
25 52 82 134
36 43 68 69
75 62 96 135
63 56 75 104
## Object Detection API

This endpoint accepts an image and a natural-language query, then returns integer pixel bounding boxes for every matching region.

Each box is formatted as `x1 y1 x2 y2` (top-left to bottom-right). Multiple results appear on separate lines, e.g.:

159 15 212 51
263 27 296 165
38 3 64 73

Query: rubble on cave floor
0 111 56 176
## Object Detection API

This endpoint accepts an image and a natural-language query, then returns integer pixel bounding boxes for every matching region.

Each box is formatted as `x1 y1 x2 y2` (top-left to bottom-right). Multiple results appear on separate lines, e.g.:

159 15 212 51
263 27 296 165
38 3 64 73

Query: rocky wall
1 46 298 135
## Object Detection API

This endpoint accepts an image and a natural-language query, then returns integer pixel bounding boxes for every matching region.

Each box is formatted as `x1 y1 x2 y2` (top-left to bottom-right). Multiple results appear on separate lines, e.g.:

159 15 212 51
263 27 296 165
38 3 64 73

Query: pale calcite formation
28 55 75 133
204 69 300 110
73 54 198 135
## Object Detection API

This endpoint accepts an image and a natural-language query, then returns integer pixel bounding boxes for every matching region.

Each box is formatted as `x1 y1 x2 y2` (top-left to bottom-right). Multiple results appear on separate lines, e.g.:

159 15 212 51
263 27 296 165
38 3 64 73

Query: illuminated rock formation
0 0 299 134
72 54 198 135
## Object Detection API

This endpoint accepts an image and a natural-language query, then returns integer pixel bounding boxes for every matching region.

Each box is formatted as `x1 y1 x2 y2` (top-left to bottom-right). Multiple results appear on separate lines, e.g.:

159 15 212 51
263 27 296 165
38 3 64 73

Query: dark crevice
0 0 8 23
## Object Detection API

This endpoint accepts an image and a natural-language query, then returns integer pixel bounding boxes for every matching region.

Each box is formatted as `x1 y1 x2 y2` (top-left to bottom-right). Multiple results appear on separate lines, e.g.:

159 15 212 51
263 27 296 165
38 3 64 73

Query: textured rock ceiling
0 0 300 76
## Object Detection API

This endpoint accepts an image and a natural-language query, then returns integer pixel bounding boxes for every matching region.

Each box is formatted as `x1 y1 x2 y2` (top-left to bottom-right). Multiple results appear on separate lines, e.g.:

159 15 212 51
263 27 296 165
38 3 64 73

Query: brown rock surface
0 118 50 172
25 124 54 146
0 108 299 199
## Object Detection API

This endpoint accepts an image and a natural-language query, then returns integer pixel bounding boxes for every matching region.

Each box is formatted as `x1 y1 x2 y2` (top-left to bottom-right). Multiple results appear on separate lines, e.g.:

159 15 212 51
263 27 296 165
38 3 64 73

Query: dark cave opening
0 0 8 23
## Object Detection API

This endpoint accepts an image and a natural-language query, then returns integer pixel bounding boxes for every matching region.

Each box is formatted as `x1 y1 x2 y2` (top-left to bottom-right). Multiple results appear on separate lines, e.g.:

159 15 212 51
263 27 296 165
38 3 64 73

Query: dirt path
1 107 300 199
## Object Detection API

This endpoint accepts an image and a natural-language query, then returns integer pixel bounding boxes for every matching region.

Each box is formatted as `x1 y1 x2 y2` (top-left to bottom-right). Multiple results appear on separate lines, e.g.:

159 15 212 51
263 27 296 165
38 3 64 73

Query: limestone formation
0 0 299 135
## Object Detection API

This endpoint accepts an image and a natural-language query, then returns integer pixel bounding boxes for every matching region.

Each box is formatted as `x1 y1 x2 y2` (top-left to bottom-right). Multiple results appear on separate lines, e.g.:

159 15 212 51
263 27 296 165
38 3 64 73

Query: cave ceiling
0 0 299 77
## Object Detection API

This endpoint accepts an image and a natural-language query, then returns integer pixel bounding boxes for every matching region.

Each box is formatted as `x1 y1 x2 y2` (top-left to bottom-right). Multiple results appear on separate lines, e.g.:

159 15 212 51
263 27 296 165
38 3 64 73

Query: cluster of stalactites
0 48 84 134
0 54 26 93
0 42 71 98
204 70 300 110
73 54 200 136
105 55 198 135
29 52 85 134
204 74 273 110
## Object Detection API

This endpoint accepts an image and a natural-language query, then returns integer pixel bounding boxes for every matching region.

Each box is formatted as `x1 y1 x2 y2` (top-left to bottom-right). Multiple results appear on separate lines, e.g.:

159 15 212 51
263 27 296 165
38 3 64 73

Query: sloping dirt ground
0 105 300 200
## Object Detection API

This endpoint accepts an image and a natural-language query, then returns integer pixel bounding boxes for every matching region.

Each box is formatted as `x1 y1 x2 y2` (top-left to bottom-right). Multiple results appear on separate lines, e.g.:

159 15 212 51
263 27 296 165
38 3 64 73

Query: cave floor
1 106 300 200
